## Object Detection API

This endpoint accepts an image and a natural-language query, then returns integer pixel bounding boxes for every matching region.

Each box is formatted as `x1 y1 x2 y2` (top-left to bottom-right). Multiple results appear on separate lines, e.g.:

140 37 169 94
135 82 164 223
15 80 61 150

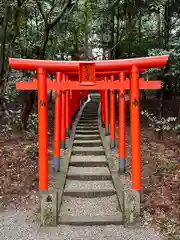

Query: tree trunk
156 8 162 47
0 5 10 110
138 12 142 52
21 91 36 130
21 24 50 130
110 8 115 59
20 0 77 130
127 12 132 57
115 0 121 59
164 0 171 50
157 91 164 140
39 24 50 59
141 90 146 100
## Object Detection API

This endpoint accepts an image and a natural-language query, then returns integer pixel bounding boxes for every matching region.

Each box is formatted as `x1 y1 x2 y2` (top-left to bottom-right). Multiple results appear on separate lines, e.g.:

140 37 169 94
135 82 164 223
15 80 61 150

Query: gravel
0 99 164 240
0 209 163 240
68 166 110 175
60 195 121 217
65 180 115 190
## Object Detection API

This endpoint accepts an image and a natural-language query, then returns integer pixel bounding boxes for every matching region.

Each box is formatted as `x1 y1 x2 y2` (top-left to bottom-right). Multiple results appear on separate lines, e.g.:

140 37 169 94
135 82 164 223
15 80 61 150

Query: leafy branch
141 109 180 133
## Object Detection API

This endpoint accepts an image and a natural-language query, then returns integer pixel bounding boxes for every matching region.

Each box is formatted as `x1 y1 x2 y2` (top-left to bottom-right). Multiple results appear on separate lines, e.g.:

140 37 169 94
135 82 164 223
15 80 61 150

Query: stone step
75 130 99 135
83 108 98 109
63 189 116 198
65 180 115 191
72 150 105 155
70 155 107 167
68 166 110 175
73 139 101 143
76 126 99 131
73 141 102 147
60 195 121 218
80 115 98 118
72 146 104 151
83 107 98 110
80 118 98 121
78 120 98 123
58 215 123 225
76 129 99 132
74 135 101 140
79 115 97 117
77 123 98 126
67 172 111 181
69 160 107 167
83 108 98 113
77 124 98 128
80 116 98 119
58 214 123 226
70 155 107 161
77 123 98 127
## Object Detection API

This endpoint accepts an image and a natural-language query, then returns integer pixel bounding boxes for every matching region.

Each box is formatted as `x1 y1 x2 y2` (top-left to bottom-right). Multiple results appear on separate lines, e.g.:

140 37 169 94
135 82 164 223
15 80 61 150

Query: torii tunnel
9 55 168 192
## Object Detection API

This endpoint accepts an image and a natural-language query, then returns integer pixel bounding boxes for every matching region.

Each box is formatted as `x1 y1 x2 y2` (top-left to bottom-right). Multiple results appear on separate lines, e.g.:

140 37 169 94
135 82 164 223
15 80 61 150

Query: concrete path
0 208 163 240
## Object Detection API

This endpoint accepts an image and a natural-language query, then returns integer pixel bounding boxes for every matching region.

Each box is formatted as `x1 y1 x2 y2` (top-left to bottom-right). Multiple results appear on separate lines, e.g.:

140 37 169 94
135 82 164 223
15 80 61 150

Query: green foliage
4 82 19 103
3 109 21 133
1 0 180 133
148 42 180 77
141 109 180 133
28 112 38 135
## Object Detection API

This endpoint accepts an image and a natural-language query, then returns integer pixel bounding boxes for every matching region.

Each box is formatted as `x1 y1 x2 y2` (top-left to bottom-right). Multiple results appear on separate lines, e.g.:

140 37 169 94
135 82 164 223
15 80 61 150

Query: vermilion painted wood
119 72 126 170
37 68 48 191
104 77 109 135
65 87 70 134
16 78 162 90
54 72 62 159
79 63 95 84
130 65 141 190
60 74 66 149
68 89 72 126
9 55 168 71
110 75 115 148
65 69 146 77
100 90 105 124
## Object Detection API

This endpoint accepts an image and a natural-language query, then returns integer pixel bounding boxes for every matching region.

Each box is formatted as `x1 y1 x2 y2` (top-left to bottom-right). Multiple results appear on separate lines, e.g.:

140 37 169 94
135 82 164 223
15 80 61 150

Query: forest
0 0 180 239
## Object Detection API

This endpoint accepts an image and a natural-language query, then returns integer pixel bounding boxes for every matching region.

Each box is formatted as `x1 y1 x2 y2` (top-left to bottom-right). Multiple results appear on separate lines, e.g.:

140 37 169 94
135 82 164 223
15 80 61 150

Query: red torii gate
9 55 168 192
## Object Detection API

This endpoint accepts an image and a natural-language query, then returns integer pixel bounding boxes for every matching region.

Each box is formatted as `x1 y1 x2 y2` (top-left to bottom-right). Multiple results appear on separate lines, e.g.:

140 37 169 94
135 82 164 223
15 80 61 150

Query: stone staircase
58 96 123 225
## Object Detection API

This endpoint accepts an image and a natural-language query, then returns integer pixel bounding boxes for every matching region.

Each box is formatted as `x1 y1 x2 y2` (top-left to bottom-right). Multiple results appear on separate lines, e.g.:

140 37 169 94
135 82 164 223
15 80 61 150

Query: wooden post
68 89 72 129
104 77 109 135
100 90 105 127
53 72 62 171
60 74 66 151
65 76 70 137
119 72 126 173
37 68 48 191
110 75 115 148
130 65 141 190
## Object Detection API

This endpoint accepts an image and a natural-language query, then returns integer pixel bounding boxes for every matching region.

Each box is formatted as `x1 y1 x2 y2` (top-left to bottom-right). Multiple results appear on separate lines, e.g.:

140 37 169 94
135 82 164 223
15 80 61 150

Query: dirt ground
126 98 180 240
140 126 180 240
0 99 54 210
0 97 179 239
